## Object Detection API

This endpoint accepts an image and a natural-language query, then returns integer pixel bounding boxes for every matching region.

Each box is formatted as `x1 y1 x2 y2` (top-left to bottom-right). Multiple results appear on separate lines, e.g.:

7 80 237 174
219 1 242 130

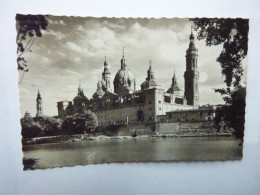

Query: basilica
56 28 200 125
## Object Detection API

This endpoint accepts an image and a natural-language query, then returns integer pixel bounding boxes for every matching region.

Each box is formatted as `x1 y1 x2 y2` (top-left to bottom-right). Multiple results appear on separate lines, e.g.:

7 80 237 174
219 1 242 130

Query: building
165 108 215 122
36 90 43 117
56 28 206 126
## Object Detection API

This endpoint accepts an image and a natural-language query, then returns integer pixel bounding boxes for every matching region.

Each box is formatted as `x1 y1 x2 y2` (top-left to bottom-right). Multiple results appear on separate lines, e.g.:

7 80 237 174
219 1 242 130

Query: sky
18 16 248 116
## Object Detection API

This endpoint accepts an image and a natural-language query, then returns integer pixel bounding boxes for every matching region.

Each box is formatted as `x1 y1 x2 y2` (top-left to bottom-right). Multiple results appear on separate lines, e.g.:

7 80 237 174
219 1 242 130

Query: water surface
23 136 242 169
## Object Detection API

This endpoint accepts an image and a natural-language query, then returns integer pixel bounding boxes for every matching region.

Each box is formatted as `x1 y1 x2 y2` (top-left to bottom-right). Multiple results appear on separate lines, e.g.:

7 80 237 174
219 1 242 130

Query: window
164 96 171 103
159 107 161 111
159 100 161 104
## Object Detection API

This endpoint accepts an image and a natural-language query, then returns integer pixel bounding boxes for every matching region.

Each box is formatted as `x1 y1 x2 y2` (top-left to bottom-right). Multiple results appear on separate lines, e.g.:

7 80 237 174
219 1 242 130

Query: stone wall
155 121 217 135
156 122 180 134
105 123 155 136
104 120 229 137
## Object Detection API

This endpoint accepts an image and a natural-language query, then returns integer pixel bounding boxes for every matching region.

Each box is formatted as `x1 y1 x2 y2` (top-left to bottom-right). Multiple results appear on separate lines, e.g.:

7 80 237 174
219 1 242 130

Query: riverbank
22 131 234 145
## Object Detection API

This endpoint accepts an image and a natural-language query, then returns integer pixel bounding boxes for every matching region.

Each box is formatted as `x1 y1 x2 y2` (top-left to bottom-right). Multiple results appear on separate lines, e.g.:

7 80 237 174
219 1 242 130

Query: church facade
57 29 200 125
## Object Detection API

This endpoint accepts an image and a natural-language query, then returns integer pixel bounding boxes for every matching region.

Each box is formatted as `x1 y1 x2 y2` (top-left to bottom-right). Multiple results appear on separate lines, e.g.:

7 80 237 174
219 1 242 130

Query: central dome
113 53 135 95
114 69 134 83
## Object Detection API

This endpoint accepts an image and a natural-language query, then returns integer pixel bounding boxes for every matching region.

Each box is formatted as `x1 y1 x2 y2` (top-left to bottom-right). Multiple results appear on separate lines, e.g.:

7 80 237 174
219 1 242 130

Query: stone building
164 108 215 122
57 28 207 126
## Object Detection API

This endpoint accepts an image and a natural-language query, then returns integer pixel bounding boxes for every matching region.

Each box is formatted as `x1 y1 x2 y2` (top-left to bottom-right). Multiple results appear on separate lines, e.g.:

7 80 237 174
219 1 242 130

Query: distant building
55 27 205 125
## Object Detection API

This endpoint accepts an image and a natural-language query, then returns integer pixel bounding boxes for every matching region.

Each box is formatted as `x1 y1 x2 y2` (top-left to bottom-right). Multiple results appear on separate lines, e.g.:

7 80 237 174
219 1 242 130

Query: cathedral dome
114 69 134 84
113 49 136 95
73 85 89 102
73 95 82 101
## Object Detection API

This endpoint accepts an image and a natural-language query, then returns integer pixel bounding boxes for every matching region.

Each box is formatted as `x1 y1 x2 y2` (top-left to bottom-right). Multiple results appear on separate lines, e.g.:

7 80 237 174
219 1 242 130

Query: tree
36 116 62 136
16 14 48 84
191 18 249 92
61 110 98 135
224 86 246 139
21 114 43 138
191 18 248 139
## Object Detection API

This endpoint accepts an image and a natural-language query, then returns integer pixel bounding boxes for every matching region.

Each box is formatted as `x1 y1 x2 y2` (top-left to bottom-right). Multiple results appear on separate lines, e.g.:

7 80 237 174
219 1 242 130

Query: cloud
18 17 248 116
65 41 84 53
42 29 66 40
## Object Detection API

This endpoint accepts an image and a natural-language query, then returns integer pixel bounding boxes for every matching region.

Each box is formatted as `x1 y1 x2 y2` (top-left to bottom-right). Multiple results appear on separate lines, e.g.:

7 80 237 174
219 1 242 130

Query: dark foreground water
23 136 242 170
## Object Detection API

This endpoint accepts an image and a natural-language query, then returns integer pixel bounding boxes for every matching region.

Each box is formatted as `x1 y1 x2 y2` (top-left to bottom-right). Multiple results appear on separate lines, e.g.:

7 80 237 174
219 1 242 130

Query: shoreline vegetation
22 132 234 146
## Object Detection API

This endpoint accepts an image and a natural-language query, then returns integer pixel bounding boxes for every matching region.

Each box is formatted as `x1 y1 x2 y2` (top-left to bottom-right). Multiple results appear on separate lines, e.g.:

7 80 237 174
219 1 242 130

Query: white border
0 0 260 194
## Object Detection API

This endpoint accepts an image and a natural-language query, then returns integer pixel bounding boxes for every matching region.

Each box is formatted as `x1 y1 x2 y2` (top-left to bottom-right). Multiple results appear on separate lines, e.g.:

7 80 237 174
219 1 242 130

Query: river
22 136 242 170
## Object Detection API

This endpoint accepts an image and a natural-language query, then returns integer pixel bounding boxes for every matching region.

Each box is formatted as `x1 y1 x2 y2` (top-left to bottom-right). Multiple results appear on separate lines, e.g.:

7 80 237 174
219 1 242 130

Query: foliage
21 114 43 138
36 116 62 136
191 18 248 139
191 18 249 92
214 86 246 139
23 157 38 170
16 14 48 84
223 86 246 139
61 110 98 134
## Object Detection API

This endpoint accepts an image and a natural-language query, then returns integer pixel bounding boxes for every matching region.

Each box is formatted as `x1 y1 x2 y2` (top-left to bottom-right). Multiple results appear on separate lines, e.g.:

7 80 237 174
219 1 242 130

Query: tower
93 76 105 100
102 55 111 92
141 60 159 90
36 89 43 117
184 25 199 107
167 69 180 95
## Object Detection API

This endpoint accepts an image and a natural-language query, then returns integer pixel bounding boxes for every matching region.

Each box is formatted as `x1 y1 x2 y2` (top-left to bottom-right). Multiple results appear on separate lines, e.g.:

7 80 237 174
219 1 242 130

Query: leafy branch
16 14 48 84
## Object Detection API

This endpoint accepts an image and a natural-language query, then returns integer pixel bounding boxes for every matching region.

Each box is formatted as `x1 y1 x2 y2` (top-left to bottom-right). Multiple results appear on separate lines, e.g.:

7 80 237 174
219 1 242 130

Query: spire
121 47 127 69
190 23 194 40
78 80 82 95
187 23 197 52
104 54 108 66
37 89 41 97
146 59 155 80
172 69 178 86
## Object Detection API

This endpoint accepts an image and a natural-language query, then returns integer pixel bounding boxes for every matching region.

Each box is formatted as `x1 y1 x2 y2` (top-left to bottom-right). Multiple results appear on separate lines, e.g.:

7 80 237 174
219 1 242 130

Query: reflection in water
23 136 242 170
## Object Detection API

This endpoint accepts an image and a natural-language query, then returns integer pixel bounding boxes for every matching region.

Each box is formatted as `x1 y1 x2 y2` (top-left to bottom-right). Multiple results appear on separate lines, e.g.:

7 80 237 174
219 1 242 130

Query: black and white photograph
16 15 248 170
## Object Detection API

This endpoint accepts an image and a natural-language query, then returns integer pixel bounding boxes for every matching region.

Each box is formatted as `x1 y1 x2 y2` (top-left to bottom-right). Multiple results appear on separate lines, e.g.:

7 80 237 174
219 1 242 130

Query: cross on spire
79 79 81 88
149 59 152 69
190 22 195 40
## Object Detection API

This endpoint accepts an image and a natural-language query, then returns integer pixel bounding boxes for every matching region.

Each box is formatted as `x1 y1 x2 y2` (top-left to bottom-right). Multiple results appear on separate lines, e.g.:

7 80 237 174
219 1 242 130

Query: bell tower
36 89 43 117
102 55 111 92
184 25 199 107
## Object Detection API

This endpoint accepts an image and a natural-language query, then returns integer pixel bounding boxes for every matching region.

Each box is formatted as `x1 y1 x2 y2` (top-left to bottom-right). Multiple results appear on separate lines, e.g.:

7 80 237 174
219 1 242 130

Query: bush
37 116 62 136
61 110 98 135
215 86 246 139
21 114 43 138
